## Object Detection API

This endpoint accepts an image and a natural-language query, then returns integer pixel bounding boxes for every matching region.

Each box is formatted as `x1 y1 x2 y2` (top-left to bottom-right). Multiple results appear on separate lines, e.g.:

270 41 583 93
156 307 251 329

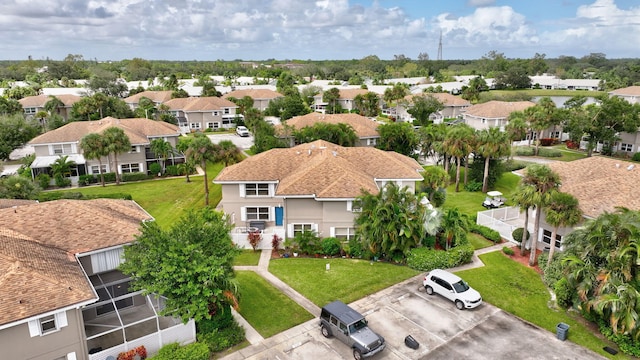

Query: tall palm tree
443 124 474 192
103 127 131 185
185 134 216 206
440 208 469 250
50 155 75 179
510 184 538 256
521 164 561 265
80 133 109 187
544 191 582 266
150 138 173 173
476 127 511 193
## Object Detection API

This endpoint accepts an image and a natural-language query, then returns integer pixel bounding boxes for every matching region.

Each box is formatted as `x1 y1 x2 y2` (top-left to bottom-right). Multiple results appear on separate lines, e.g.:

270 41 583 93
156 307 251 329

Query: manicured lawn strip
234 250 261 266
467 232 494 250
235 271 314 338
457 252 625 359
268 258 420 306
443 172 520 216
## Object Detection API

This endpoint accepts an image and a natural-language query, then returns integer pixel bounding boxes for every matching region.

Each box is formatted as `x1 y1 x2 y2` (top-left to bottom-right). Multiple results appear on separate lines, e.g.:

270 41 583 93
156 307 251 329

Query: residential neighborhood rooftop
464 100 536 118
277 113 379 138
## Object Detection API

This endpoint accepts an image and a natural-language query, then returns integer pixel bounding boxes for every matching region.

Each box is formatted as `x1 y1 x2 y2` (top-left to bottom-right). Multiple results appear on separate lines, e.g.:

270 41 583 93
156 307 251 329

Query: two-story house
28 117 182 185
397 93 471 123
163 97 240 133
312 88 372 113
222 89 284 111
275 113 381 147
19 94 82 122
0 199 196 360
213 140 423 248
123 91 174 111
463 101 536 132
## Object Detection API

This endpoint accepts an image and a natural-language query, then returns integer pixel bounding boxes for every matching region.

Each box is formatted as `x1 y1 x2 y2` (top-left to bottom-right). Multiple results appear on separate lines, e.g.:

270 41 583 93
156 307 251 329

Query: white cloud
466 0 496 7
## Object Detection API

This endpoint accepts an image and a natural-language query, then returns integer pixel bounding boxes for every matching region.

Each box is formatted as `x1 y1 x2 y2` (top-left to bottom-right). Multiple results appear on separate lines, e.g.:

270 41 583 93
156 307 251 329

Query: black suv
319 300 385 360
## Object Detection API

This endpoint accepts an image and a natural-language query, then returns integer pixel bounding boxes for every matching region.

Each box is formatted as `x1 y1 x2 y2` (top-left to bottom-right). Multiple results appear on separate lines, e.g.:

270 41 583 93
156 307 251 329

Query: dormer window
245 183 269 196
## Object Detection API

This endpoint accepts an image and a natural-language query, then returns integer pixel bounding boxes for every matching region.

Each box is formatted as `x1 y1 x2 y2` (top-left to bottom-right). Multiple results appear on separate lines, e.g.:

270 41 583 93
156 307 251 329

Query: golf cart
482 191 505 209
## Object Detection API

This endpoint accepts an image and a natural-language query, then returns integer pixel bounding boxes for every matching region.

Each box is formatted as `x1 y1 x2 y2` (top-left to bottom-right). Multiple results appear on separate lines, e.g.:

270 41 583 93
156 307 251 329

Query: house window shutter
56 311 68 328
287 224 294 238
240 207 247 221
330 227 335 237
239 184 246 198
67 352 77 360
346 201 352 211
28 320 40 337
270 207 275 220
312 224 319 233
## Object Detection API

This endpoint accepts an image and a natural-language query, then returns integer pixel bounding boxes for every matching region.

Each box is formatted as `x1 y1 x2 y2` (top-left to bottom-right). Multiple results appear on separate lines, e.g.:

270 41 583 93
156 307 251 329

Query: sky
1 0 638 62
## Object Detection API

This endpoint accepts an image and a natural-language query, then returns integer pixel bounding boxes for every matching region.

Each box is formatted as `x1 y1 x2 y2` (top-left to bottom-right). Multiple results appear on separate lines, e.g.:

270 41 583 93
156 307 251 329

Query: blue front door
275 206 283 226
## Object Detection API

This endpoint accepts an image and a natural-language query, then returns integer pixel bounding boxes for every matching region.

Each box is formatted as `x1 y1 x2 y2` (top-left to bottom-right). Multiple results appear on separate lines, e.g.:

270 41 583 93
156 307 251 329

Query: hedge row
38 192 133 202
514 146 562 158
406 244 475 271
469 223 501 242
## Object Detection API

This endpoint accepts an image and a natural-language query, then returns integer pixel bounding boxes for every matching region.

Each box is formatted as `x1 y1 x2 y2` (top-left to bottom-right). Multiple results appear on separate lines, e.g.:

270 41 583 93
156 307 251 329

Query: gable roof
29 117 180 145
277 113 379 138
164 96 237 111
124 90 173 104
464 101 535 119
0 199 152 327
405 93 471 107
222 89 283 100
546 156 640 218
18 94 82 108
609 86 640 96
215 140 423 198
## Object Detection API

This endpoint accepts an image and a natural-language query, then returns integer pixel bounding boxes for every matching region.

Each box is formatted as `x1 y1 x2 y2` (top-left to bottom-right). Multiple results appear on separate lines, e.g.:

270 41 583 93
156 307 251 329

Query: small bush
406 244 474 271
632 152 640 162
122 172 151 182
149 342 209 360
566 140 579 149
514 147 534 156
554 277 573 308
538 148 562 158
539 138 555 146
511 227 530 245
247 231 262 251
197 321 245 353
348 237 366 258
36 173 51 189
78 174 97 186
271 234 282 250
321 237 341 256
166 165 181 176
463 180 482 192
469 223 501 243
294 230 321 255
54 174 71 188
502 246 514 255
102 172 117 182
149 162 162 175
502 159 529 172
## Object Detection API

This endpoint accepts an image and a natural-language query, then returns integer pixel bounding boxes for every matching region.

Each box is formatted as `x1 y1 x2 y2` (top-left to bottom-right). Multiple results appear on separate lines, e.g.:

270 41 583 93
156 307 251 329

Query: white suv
423 269 482 310
236 125 250 137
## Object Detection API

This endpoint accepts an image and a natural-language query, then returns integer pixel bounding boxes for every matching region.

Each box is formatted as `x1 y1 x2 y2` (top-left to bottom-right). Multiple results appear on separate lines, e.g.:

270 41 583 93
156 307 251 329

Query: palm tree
215 140 243 167
510 184 538 256
185 134 216 206
80 133 109 187
50 155 75 179
521 164 561 265
150 138 173 173
476 127 511 193
544 192 582 266
440 208 469 250
442 124 474 192
102 127 131 185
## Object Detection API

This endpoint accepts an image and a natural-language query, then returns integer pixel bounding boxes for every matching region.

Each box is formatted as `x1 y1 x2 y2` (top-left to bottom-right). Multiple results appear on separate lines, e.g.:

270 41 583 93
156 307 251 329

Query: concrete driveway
207 133 254 151
221 273 604 360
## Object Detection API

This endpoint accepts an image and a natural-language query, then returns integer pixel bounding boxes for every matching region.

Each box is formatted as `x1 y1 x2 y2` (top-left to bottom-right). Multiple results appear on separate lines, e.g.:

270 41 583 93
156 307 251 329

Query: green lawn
235 271 314 338
468 232 495 250
443 172 521 216
458 252 627 359
268 258 420 306
234 250 261 266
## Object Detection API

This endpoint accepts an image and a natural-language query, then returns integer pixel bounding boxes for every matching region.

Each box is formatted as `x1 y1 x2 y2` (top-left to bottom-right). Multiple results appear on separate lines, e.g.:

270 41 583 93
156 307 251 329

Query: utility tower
437 31 443 61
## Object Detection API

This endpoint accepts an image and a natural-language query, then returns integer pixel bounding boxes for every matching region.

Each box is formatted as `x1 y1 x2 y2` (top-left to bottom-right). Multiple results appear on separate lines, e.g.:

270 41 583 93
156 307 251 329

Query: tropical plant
102 127 131 185
185 133 216 205
150 138 173 173
419 166 449 203
440 208 469 250
50 155 76 187
443 124 475 192
376 121 419 157
543 192 582 266
475 127 511 193
80 133 109 186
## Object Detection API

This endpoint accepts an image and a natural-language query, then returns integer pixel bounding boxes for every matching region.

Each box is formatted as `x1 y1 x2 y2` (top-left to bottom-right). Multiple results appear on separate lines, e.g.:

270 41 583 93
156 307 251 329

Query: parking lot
207 132 254 151
222 275 605 360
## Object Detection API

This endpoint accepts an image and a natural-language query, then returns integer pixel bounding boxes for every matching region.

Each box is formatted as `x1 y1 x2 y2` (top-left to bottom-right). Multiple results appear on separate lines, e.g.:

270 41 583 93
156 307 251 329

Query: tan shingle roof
465 101 535 118
546 156 640 218
0 199 152 326
405 93 471 107
609 86 640 96
0 199 38 209
164 96 237 111
222 89 284 100
277 113 379 137
337 89 370 99
29 117 180 145
215 140 423 198
18 94 82 108
124 91 173 104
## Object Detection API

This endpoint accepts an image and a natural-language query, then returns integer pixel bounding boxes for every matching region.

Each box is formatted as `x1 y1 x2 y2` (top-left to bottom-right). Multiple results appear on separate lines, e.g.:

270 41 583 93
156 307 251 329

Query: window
245 183 269 196
212 111 219 116
366 138 377 146
347 200 362 213
620 143 633 152
130 146 138 153
25 107 37 114
293 224 313 236
91 165 107 174
28 312 67 337
190 123 201 130
246 207 270 220
224 108 230 114
333 227 356 240
207 122 216 129
52 144 72 155
121 163 140 173
542 229 562 248
40 315 57 334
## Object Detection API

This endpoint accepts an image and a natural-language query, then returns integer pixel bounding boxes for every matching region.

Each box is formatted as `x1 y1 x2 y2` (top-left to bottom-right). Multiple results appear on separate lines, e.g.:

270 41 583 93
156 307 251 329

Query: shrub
122 172 151 182
539 138 555 146
165 165 181 176
197 321 245 353
554 277 573 308
102 172 117 182
271 234 282 250
538 252 567 288
502 159 529 172
632 152 640 162
566 140 579 149
514 146 534 156
538 148 562 157
463 180 482 192
78 174 97 186
149 162 162 175
469 223 501 243
406 244 474 271
247 231 262 251
36 173 51 189
421 235 436 248
321 237 342 256
348 237 366 258
149 342 209 360
54 174 71 188
511 227 530 245
294 230 321 255
502 246 514 255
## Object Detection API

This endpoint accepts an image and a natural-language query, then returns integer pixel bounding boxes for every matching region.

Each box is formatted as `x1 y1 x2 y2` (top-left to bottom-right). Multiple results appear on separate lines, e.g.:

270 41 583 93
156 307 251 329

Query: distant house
397 93 471 123
0 199 196 360
275 113 380 147
123 91 174 111
222 89 284 111
19 94 82 121
609 85 640 105
312 88 372 113
164 96 240 133
214 140 423 248
463 101 536 131
28 117 182 184
530 75 600 91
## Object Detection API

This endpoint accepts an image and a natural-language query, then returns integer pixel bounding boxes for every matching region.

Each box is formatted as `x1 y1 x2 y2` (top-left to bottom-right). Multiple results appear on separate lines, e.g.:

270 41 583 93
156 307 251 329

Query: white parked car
235 125 250 137
423 269 482 310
